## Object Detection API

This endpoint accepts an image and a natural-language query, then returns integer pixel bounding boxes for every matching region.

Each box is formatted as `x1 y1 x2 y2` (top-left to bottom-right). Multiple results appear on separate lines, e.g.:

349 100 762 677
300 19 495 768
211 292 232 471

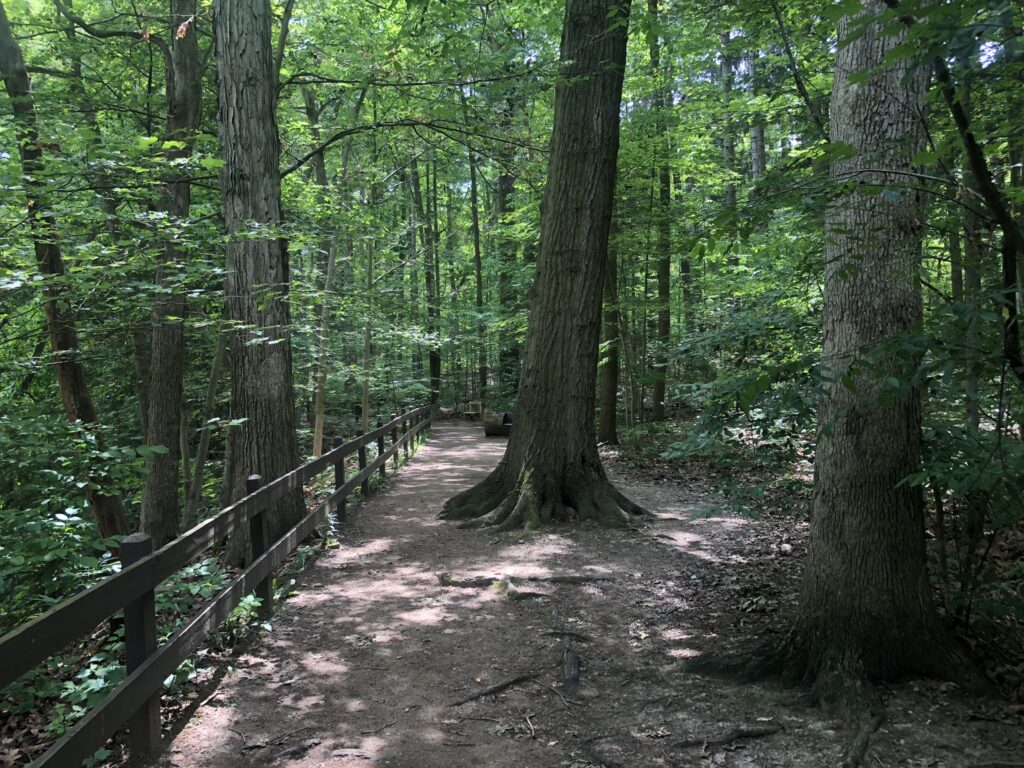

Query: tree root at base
684 646 887 768
441 468 649 532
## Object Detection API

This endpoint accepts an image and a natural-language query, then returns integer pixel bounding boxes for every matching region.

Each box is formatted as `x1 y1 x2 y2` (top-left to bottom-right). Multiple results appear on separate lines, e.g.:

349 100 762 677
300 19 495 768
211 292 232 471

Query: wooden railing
0 405 433 768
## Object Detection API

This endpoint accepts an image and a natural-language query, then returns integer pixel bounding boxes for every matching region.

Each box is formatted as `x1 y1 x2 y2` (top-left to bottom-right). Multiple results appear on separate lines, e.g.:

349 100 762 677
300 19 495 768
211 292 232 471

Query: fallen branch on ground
673 724 781 749
448 673 534 707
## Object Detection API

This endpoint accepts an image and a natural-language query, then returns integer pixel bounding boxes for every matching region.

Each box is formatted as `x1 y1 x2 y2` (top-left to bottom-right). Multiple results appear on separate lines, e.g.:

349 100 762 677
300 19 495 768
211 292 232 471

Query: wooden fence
0 405 433 768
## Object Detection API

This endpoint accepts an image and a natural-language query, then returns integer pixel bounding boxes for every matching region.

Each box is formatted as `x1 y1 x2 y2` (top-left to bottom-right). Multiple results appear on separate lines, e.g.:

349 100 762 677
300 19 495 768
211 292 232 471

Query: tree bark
215 0 302 550
780 1 974 706
0 0 127 538
441 0 641 531
140 0 202 546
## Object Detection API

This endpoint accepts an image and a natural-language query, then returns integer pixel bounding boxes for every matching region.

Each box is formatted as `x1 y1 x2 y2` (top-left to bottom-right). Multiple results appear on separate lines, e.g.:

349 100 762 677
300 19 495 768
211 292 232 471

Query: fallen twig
531 679 584 707
271 738 321 760
360 718 397 735
448 673 534 707
545 630 592 642
674 724 781 749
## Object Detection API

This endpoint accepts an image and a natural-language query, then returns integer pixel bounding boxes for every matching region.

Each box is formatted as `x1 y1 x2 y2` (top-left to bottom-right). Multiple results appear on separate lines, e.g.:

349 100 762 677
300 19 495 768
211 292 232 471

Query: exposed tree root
842 714 883 768
437 572 613 588
683 643 786 684
440 465 649 532
673 724 781 749
562 637 580 697
683 646 889 767
583 737 625 768
448 673 534 707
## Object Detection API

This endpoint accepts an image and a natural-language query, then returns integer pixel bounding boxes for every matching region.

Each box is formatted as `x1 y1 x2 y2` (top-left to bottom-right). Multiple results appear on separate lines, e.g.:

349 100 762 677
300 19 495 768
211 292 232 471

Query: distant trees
0 0 127 538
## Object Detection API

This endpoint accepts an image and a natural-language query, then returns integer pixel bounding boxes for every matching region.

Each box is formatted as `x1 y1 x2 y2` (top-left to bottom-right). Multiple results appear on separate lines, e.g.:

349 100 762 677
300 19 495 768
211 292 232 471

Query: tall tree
215 0 302 545
441 0 643 531
702 0 980 712
0 0 127 539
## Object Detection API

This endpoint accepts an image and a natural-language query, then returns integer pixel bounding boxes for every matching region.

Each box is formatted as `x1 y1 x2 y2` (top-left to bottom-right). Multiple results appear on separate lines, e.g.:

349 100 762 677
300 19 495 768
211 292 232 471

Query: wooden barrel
483 411 513 437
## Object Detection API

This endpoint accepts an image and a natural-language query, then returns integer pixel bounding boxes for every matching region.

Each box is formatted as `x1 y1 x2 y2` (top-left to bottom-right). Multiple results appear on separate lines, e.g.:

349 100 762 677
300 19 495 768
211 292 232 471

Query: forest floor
151 421 1024 768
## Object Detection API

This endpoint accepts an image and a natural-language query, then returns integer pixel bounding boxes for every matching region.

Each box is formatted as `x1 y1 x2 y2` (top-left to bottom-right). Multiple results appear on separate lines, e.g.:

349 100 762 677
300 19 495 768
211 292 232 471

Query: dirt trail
161 421 1023 768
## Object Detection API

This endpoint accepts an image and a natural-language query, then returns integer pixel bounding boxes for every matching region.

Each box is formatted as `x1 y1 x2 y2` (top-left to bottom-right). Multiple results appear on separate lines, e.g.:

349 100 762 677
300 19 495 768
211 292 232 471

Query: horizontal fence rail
0 405 432 768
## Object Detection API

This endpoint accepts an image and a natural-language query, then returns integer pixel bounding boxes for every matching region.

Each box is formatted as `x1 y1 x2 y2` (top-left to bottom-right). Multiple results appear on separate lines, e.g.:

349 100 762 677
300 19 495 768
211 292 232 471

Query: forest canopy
1 0 1022 762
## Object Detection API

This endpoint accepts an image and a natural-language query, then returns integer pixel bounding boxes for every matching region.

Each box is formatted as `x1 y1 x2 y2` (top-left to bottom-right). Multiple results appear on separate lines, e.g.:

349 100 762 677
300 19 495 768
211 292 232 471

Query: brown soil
156 421 1024 768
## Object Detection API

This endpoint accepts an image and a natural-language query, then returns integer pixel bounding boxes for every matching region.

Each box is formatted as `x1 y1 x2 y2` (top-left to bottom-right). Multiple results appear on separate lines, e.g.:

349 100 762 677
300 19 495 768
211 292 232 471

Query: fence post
356 430 369 496
121 533 160 757
376 419 386 480
402 408 411 460
390 413 399 469
333 435 346 519
247 475 273 619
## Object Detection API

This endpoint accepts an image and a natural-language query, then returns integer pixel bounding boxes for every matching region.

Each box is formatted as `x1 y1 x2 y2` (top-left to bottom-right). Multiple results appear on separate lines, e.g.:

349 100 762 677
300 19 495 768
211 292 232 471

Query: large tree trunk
140 0 202 546
0 1 127 539
441 0 641 532
215 0 302 549
780 1 972 707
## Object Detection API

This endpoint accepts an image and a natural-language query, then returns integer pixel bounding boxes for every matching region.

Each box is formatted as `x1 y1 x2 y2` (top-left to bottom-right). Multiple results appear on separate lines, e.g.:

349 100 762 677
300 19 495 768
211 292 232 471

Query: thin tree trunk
140 0 202 546
749 51 767 179
429 158 443 402
598 221 622 445
307 88 364 456
721 31 737 268
468 149 487 401
649 0 671 421
0 1 127 538
184 327 227 524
